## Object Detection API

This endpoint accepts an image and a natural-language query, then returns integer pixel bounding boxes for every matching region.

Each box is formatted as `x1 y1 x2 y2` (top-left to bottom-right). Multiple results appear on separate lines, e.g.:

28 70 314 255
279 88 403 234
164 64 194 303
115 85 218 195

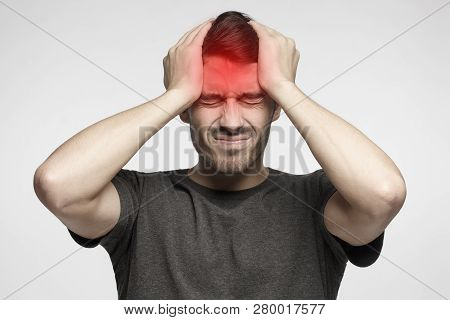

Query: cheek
190 105 272 133
189 108 219 134
241 108 273 128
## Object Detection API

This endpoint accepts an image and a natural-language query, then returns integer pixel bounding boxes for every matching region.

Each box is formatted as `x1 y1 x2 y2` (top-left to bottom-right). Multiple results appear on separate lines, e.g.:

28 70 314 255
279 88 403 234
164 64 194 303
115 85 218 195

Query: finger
175 18 212 47
250 20 283 39
254 20 279 35
295 50 300 64
190 20 214 46
183 18 213 46
247 20 271 37
248 20 269 31
175 23 200 46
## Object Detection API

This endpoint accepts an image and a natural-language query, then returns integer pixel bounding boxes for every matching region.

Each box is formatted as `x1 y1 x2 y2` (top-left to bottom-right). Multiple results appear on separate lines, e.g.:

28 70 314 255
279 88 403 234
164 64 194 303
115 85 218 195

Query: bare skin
180 55 281 191
247 20 407 245
33 19 214 239
34 17 406 247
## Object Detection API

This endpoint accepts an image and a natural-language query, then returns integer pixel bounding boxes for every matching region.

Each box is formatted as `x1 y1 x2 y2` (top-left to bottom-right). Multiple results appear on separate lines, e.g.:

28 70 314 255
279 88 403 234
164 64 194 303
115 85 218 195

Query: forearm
274 83 406 215
35 89 189 207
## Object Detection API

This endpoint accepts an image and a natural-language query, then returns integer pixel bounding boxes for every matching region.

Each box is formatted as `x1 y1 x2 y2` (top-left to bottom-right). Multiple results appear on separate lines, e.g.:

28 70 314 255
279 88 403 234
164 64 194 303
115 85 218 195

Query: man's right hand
163 19 213 108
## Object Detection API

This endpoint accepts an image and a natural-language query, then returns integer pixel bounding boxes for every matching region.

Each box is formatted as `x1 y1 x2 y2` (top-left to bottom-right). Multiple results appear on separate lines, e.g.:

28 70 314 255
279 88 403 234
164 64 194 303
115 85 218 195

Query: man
34 11 406 299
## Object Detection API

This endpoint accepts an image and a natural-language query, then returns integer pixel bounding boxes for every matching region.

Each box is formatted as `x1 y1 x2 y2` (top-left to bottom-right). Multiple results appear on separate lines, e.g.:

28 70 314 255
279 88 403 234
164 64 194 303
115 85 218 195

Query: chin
207 154 257 175
194 137 262 174
216 163 247 174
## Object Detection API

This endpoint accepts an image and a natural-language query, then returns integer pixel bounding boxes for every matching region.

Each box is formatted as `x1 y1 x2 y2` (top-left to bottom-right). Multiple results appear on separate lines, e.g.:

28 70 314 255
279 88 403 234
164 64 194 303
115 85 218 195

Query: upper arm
324 190 390 246
313 168 389 267
54 181 121 240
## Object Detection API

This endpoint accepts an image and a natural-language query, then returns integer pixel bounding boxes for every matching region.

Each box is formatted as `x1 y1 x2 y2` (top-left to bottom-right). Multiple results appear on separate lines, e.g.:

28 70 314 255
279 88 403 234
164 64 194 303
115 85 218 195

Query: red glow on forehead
202 55 262 98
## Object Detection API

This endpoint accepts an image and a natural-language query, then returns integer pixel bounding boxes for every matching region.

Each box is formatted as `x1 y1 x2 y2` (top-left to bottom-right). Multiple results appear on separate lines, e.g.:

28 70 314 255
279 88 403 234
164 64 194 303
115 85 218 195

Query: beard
201 149 255 174
190 124 271 175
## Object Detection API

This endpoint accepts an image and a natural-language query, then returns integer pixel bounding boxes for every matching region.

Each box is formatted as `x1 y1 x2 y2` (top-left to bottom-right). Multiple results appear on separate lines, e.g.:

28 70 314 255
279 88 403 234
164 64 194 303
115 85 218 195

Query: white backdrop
1 0 449 299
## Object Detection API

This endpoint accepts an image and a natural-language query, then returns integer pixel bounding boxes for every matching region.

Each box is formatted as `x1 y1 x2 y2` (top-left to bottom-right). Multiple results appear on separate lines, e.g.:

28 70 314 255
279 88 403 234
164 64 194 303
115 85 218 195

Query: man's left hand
247 20 300 103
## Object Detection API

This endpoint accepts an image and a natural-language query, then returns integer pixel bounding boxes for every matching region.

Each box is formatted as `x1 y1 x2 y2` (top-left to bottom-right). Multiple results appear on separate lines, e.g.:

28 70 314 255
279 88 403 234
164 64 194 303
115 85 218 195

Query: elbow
33 166 67 213
375 175 407 218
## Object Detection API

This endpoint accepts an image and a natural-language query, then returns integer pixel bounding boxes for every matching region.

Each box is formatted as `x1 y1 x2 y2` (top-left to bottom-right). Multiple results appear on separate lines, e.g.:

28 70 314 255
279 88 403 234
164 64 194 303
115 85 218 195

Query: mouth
212 135 251 147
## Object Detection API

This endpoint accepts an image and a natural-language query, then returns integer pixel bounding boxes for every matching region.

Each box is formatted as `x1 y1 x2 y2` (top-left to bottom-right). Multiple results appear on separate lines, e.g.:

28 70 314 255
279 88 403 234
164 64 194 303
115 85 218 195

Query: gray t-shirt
68 167 384 299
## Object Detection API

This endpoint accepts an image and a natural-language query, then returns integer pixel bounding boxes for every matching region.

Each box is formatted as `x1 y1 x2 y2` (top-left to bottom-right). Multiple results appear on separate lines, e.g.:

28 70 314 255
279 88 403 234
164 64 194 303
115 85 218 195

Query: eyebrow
200 91 266 100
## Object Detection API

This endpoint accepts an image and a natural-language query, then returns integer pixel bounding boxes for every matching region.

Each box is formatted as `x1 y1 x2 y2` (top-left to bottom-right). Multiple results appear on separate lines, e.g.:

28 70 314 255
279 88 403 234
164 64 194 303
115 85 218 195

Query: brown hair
202 11 258 64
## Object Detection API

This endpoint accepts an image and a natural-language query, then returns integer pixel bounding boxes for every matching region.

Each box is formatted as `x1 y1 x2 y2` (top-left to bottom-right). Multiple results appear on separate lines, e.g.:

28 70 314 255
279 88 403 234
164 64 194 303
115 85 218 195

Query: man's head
180 11 281 174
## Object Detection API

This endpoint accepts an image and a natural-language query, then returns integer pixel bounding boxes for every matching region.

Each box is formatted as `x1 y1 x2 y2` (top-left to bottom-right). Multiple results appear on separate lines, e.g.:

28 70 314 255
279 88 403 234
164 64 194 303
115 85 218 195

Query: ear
179 109 190 124
271 103 281 122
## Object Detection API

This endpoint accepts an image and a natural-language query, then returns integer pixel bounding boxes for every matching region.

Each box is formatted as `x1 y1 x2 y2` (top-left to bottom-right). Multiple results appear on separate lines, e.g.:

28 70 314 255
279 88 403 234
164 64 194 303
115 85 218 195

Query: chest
133 197 323 295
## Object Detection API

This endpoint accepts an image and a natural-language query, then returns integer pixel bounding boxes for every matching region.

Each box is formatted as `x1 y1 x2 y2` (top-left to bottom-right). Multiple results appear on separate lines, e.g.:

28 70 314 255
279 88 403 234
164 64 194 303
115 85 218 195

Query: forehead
202 55 261 96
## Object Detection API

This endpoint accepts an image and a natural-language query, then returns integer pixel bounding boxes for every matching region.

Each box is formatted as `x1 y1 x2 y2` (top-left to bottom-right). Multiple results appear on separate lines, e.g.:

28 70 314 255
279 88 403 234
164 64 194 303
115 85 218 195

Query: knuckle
178 42 188 49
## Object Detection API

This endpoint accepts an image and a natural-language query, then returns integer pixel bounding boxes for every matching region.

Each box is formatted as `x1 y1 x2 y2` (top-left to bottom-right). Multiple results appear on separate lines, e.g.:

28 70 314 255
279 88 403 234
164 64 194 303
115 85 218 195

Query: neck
187 159 269 191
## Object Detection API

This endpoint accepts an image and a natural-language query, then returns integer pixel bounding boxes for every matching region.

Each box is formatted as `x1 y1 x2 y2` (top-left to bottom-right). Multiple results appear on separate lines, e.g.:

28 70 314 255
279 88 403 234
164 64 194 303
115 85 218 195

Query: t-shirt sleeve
314 168 384 268
67 168 143 258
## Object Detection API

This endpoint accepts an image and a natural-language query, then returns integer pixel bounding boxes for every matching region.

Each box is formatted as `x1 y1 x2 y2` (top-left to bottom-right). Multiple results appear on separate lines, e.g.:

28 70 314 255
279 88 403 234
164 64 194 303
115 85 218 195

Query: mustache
210 127 254 138
188 118 274 141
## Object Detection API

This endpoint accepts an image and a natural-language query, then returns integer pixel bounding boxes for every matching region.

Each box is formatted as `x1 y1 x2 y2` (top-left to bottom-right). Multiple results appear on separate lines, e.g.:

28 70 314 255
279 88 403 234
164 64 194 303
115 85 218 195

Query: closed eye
197 97 264 106
242 98 264 104
198 100 221 106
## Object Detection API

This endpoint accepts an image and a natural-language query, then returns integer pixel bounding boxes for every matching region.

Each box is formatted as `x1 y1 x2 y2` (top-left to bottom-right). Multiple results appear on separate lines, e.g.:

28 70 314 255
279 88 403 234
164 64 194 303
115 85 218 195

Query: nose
218 99 244 133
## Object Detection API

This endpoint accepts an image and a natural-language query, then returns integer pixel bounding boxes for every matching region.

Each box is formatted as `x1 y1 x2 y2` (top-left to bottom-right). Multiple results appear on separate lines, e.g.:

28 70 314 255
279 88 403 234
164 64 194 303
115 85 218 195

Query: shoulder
111 168 184 201
267 167 326 191
115 168 179 184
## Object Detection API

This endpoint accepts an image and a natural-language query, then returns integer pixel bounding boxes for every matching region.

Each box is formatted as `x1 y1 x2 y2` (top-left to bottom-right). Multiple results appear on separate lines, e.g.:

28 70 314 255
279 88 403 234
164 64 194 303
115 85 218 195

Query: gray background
1 0 449 299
